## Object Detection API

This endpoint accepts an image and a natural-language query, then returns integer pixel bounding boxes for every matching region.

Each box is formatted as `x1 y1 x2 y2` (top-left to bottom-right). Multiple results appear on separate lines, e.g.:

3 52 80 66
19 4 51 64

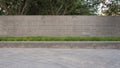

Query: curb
0 41 120 49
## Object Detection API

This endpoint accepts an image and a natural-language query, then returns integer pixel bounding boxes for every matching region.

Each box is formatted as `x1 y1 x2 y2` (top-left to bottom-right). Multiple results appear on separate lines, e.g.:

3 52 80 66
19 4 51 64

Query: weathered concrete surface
0 16 120 36
0 41 120 49
0 48 120 68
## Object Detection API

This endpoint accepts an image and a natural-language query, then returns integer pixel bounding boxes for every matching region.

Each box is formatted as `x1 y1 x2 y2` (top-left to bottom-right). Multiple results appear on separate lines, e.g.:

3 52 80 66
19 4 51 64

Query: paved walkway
0 48 120 68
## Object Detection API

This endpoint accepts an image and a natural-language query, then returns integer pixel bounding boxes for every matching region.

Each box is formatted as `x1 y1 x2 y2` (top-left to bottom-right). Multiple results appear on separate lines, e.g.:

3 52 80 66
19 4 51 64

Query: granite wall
0 16 119 36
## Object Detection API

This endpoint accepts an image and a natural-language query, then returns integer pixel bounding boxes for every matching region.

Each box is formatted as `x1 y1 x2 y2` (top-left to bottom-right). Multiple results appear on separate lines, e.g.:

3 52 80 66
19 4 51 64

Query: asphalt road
0 48 120 68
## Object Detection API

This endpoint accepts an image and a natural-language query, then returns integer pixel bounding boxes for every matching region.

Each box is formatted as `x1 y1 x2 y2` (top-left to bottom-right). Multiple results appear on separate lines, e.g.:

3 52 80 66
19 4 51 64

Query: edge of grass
0 36 120 41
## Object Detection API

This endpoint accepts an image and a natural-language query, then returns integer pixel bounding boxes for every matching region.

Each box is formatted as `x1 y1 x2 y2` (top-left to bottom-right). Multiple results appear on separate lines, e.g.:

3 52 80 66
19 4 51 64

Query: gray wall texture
0 16 119 36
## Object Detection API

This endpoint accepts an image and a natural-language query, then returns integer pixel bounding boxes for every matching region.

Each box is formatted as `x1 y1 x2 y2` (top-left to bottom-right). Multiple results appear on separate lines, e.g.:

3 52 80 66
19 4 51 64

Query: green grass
0 36 120 41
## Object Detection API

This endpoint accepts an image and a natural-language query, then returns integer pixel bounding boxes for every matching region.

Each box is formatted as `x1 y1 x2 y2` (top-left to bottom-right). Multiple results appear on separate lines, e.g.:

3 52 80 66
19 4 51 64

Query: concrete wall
0 16 119 36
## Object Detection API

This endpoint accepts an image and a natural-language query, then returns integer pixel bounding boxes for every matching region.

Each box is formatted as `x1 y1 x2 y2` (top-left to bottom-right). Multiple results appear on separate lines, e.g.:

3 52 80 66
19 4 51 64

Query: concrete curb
0 41 120 49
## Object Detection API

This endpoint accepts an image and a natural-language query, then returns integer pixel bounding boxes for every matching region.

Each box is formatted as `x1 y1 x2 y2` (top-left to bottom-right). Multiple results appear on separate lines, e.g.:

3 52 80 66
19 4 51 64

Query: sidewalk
0 48 120 68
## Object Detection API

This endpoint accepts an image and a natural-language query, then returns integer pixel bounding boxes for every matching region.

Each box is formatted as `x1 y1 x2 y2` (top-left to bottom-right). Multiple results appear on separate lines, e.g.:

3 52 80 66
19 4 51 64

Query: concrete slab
0 48 120 68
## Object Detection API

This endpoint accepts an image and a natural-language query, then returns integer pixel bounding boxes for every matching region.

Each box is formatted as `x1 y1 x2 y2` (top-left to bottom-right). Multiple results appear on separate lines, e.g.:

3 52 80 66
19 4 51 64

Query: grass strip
0 36 120 41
